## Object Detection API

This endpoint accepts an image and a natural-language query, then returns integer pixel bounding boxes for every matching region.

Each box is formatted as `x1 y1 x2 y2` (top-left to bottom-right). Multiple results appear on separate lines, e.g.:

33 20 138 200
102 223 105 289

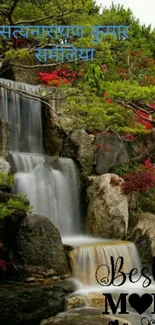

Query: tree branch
130 101 151 115
8 0 20 25
14 9 81 25
0 82 84 129
117 100 155 123
0 82 82 111
10 59 83 69
0 82 59 116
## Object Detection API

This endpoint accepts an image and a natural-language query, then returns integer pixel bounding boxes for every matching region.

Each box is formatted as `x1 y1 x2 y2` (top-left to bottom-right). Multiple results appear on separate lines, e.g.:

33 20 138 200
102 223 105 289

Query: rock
129 212 155 264
40 320 48 325
0 118 9 158
42 101 66 156
0 157 11 174
127 192 140 230
86 174 129 239
12 57 41 84
0 190 13 203
45 269 56 277
70 129 95 178
25 277 36 283
0 195 27 252
12 264 57 279
95 133 130 174
66 295 86 310
44 123 64 156
42 312 132 325
52 276 59 281
86 293 106 308
0 280 75 325
67 293 107 310
64 273 70 279
10 214 69 275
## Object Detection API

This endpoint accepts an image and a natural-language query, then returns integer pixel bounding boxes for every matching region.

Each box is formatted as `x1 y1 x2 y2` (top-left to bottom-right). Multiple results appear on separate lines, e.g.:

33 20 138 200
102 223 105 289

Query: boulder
0 156 11 174
86 174 128 239
10 214 69 275
0 191 27 251
70 129 95 178
42 311 132 325
129 212 155 264
0 118 9 158
0 190 13 202
127 192 140 230
95 133 129 174
43 111 65 156
0 280 75 325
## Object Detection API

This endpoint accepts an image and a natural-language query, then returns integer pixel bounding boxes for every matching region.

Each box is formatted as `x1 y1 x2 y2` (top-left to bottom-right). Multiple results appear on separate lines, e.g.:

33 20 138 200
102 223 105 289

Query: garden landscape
0 1 155 324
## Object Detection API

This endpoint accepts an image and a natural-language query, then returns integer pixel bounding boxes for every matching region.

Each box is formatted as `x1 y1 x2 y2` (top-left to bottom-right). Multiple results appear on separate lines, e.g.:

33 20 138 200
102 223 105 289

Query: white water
10 152 82 236
64 238 141 285
0 78 43 153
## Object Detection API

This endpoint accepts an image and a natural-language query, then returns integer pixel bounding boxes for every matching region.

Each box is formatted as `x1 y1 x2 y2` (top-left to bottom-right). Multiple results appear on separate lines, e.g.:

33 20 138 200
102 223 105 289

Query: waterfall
66 239 141 285
0 78 82 236
1 78 151 325
0 78 43 153
10 152 81 236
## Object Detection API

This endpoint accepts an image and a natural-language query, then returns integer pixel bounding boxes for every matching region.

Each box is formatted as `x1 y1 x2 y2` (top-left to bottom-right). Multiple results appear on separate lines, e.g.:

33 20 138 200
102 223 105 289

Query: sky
95 0 155 28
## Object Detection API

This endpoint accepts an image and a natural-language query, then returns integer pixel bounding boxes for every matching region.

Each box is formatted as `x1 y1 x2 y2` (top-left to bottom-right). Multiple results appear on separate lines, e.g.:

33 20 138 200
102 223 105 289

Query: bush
0 173 14 189
0 194 32 219
0 204 13 219
122 169 155 194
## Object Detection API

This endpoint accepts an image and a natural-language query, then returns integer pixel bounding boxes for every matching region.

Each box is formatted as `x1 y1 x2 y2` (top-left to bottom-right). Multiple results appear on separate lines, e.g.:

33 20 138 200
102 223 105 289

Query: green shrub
8 198 32 214
0 204 13 219
0 173 14 189
0 194 32 219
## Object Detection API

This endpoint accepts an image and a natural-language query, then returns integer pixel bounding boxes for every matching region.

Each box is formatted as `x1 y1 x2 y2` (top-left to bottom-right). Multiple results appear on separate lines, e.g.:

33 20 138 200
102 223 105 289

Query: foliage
0 194 32 219
5 48 31 61
0 173 14 189
37 65 80 86
84 63 104 88
122 169 155 194
1 1 155 138
112 162 138 176
58 83 155 134
0 204 12 219
122 158 155 194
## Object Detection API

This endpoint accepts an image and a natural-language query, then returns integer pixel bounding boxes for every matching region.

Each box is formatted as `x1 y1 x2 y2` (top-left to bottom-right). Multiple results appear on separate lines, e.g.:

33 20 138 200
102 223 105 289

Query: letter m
102 293 129 314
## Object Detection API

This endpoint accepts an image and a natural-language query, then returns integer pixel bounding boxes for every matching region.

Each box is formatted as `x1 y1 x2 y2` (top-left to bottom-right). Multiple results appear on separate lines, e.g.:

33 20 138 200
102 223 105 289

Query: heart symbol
108 321 119 325
129 294 153 315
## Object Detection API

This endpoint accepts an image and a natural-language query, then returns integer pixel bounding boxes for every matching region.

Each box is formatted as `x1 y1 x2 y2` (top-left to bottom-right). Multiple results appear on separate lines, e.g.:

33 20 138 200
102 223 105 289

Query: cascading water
0 78 82 235
0 78 43 153
10 152 81 235
67 240 141 285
